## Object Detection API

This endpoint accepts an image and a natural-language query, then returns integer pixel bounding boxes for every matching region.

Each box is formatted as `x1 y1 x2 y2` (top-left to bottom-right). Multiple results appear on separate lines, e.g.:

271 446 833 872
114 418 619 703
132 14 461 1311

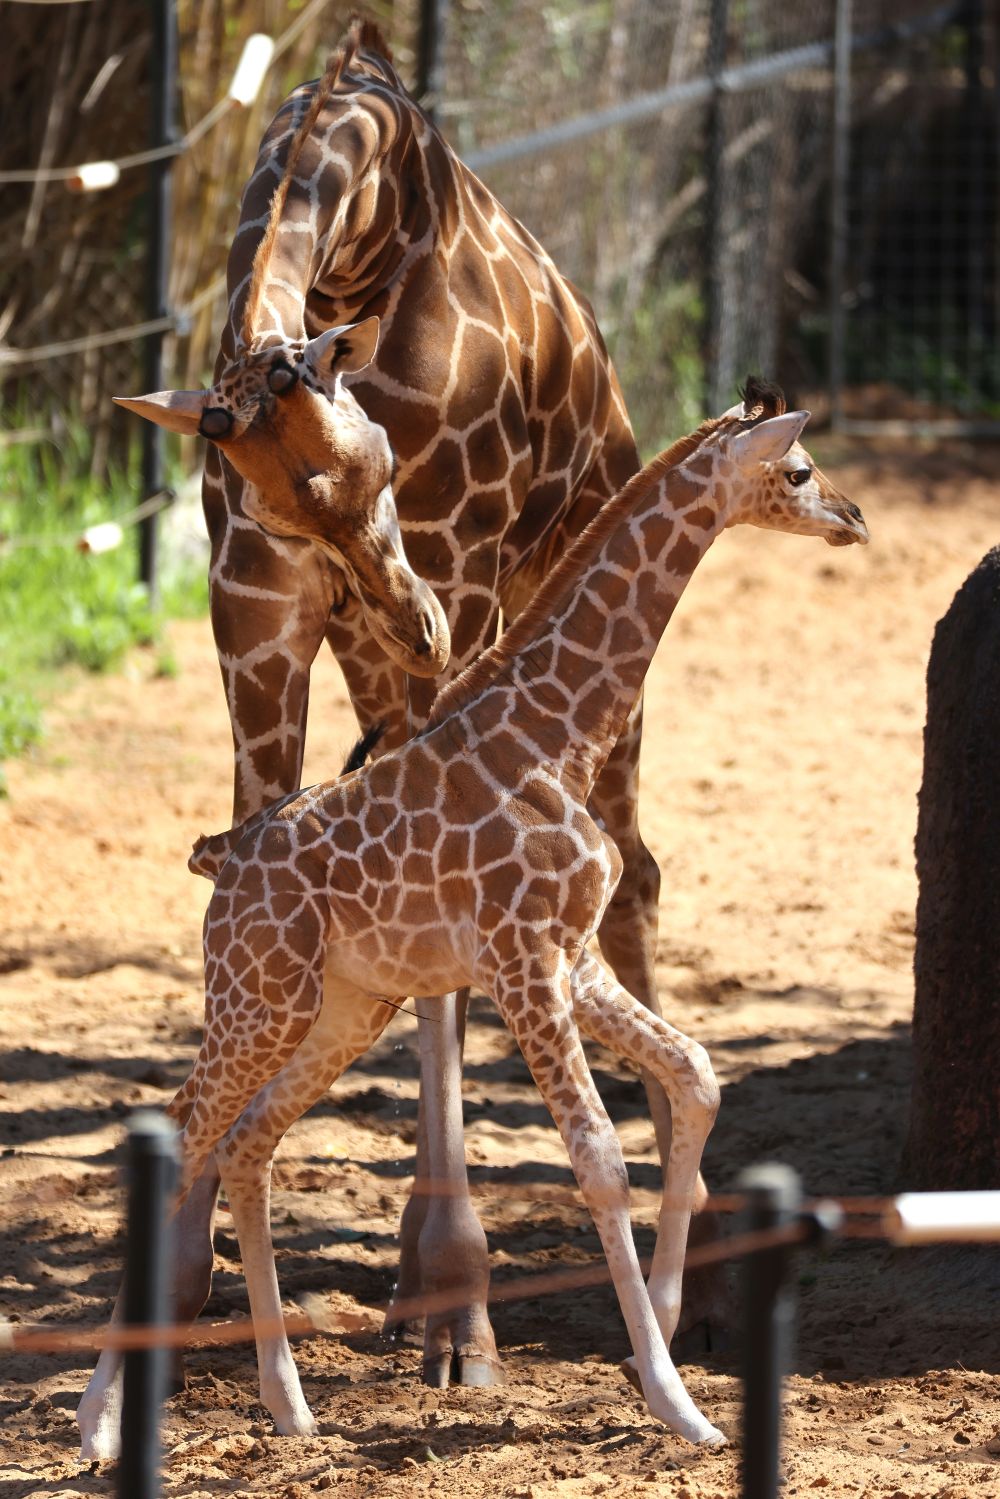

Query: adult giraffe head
114 26 450 679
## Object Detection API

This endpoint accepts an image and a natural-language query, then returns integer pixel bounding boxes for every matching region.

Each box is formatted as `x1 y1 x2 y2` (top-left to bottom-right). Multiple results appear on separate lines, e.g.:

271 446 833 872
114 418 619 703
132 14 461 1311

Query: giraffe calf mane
421 418 723 737
241 13 394 346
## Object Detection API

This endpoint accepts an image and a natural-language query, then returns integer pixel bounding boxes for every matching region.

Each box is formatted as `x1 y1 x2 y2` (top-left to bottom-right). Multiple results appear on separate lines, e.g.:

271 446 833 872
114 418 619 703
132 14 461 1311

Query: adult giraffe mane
420 418 725 737
240 13 394 346
420 377 789 739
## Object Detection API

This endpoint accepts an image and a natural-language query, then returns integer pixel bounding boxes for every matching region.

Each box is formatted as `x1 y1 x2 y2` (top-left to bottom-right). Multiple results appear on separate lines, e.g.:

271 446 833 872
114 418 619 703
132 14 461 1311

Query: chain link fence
2 0 997 472
443 0 999 448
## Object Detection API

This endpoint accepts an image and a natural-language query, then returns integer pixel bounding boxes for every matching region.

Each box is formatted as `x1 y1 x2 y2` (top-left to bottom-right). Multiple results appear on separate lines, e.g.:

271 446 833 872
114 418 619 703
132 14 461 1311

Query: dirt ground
2 441 1000 1499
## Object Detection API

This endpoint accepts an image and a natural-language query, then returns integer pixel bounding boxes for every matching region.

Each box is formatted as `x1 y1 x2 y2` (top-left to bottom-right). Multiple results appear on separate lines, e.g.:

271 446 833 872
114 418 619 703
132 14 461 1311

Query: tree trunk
906 547 1000 1189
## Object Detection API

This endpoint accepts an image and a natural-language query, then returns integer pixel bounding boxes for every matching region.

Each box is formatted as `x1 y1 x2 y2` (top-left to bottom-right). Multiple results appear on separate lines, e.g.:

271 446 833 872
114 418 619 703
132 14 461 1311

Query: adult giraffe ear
305 315 380 378
729 410 811 468
113 389 209 436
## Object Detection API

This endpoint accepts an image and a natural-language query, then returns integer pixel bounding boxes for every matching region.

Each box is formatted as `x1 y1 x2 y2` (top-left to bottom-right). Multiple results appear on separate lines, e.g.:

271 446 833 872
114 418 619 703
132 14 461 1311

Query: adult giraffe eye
268 362 297 395
199 407 234 440
787 467 812 487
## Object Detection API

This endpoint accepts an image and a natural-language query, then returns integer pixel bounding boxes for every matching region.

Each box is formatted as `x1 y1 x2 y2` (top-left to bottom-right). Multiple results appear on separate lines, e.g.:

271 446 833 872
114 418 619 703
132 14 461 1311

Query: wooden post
908 548 1000 1189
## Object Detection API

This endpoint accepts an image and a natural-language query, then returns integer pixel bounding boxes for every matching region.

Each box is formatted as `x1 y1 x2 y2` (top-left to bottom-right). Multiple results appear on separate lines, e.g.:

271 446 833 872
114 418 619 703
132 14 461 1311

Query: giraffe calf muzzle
824 500 870 547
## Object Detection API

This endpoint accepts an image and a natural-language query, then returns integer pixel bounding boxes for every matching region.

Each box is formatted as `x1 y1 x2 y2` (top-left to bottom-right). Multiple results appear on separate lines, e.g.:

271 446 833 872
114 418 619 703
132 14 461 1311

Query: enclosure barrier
3 1112 1000 1499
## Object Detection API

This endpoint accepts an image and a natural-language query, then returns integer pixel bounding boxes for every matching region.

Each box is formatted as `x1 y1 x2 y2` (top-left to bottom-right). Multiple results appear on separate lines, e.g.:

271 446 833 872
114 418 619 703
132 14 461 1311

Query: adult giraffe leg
492 957 724 1445
589 696 732 1347
328 604 502 1387
215 977 396 1435
385 992 501 1386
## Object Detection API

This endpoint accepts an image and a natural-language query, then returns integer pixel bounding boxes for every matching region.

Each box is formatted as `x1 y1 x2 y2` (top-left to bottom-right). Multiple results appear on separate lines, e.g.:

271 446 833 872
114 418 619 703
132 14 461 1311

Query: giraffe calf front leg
214 976 397 1436
216 1150 318 1437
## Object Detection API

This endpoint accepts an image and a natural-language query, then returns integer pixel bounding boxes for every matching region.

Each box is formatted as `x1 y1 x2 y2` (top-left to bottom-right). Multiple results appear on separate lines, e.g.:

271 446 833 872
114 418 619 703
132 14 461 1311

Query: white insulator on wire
78 522 124 555
67 160 121 193
228 34 275 107
885 1191 1000 1244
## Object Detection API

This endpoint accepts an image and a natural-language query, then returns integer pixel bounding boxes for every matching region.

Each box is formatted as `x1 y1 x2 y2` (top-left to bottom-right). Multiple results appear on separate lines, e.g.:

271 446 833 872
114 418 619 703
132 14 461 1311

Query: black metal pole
416 0 449 128
705 0 730 412
139 0 177 605
740 1163 801 1499
829 0 853 430
118 1110 177 1499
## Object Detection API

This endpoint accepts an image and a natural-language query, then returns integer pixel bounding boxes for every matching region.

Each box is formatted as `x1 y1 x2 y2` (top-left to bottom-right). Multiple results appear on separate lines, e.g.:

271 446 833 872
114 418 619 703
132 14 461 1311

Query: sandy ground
2 440 1000 1499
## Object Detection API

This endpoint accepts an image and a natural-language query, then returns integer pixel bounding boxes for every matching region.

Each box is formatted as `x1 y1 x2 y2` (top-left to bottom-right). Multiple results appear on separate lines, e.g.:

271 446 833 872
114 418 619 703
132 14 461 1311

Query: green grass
0 431 207 794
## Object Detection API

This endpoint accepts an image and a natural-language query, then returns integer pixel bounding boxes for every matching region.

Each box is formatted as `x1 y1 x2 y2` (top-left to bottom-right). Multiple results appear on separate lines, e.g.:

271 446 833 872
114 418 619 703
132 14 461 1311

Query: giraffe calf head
716 392 869 548
113 317 450 678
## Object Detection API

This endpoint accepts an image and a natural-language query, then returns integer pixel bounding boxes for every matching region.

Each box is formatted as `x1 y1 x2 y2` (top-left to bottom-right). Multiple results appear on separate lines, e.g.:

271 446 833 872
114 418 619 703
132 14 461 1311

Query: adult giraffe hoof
673 1317 731 1360
422 1349 504 1388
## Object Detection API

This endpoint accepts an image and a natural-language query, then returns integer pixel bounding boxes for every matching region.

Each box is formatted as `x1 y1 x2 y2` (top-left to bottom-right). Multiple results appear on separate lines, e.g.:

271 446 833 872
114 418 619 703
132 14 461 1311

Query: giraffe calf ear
729 410 811 467
305 315 381 379
113 389 208 436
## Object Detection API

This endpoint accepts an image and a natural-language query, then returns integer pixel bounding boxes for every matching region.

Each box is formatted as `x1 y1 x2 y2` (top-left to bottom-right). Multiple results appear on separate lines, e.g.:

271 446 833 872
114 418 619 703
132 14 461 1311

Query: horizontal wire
0 1222 810 1358
0 0 336 368
0 0 331 186
0 490 173 556
3 1198 998 1359
0 271 228 369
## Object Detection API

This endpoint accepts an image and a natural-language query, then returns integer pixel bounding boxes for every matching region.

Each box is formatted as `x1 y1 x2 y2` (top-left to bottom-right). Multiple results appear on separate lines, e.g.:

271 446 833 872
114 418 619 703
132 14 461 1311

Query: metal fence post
829 0 853 430
740 1163 801 1499
139 0 178 606
705 0 730 413
416 0 449 128
118 1110 177 1499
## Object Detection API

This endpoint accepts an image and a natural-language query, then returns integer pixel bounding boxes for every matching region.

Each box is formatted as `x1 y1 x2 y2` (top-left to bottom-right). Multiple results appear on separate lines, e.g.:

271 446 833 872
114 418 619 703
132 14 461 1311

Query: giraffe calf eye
199 407 234 440
268 363 298 394
787 467 812 487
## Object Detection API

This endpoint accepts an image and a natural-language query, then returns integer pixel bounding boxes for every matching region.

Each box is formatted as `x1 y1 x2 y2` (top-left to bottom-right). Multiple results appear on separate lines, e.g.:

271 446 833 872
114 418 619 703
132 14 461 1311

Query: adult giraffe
123 16 723 1385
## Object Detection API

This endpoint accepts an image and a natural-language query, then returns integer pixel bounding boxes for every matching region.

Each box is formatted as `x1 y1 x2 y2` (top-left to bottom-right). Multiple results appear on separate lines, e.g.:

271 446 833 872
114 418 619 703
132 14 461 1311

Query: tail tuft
341 721 386 775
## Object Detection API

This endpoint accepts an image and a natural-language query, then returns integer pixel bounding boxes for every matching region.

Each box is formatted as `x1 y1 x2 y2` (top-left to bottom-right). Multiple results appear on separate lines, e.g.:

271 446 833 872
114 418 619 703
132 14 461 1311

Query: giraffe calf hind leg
494 964 724 1446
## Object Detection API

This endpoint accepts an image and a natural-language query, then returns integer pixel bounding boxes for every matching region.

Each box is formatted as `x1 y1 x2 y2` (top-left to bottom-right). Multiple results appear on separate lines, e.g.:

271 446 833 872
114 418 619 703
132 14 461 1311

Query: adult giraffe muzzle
114 316 451 679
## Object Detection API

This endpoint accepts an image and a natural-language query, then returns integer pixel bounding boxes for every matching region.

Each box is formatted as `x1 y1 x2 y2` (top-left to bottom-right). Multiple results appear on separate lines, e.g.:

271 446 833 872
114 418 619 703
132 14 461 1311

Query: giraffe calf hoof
618 1357 643 1397
166 1354 187 1399
381 1312 425 1348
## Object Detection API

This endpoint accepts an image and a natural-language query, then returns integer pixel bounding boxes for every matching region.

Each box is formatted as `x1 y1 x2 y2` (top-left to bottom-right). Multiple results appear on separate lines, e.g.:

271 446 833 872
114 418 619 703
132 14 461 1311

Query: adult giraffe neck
433 436 731 800
222 69 422 357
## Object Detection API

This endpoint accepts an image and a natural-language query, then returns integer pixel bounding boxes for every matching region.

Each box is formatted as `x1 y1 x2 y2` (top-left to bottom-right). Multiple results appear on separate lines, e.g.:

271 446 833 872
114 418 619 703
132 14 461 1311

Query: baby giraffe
78 383 867 1457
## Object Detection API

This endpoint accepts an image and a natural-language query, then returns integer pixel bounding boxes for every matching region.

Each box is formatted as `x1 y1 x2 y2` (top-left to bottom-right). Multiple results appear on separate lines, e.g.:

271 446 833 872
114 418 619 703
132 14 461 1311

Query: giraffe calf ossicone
78 382 868 1457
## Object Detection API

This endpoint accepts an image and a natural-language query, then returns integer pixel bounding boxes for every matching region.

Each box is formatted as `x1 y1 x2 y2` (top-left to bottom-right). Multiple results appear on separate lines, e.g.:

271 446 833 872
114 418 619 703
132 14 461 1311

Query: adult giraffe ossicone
112 15 725 1388
76 384 868 1458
